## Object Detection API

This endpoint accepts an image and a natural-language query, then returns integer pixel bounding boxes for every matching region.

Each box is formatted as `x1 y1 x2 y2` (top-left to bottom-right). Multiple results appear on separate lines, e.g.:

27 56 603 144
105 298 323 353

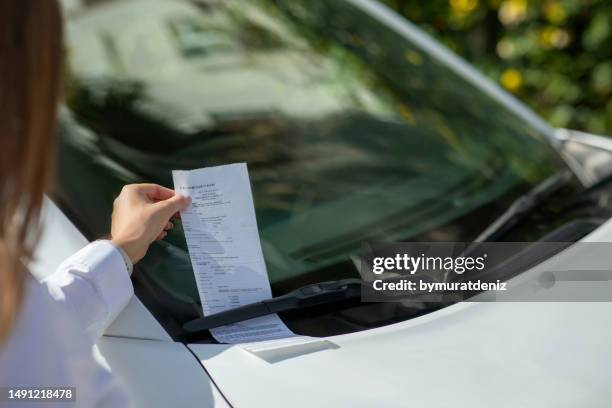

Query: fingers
153 223 173 242
132 184 178 202
154 193 191 219
122 184 186 207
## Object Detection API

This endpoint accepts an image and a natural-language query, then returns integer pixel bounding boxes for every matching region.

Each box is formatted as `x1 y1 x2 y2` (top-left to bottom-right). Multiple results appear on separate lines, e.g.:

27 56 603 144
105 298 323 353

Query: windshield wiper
472 170 573 243
183 278 363 333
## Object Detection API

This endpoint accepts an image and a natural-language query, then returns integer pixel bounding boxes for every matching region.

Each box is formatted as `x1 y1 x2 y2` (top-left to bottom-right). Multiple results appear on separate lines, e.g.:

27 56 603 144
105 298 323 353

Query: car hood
188 219 612 408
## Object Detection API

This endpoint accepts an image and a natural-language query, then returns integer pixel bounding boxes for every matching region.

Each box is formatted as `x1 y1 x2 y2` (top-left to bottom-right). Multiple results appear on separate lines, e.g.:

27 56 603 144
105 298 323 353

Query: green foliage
382 0 612 135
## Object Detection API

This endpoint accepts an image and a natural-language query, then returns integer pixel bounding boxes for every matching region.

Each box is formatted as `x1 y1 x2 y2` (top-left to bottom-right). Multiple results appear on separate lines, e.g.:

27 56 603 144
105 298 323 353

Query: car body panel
96 337 230 408
188 219 612 407
190 309 611 408
191 303 612 407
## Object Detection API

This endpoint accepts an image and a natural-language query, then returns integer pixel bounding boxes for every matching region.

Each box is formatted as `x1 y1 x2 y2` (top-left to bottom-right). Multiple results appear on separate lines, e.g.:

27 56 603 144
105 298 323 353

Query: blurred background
383 0 612 135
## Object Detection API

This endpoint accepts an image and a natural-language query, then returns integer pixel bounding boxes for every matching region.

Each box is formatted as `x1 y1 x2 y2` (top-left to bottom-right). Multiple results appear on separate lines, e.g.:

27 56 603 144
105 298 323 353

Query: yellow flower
543 1 566 24
450 0 479 15
496 37 515 59
498 0 527 26
539 26 570 49
500 68 523 92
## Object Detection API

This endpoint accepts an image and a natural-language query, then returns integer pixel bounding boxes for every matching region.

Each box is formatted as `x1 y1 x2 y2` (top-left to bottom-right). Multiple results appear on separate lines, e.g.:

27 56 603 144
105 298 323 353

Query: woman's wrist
108 239 134 275
110 237 141 265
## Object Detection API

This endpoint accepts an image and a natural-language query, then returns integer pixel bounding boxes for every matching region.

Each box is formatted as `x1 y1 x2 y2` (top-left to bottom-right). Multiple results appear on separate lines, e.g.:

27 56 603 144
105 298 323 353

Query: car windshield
57 0 567 339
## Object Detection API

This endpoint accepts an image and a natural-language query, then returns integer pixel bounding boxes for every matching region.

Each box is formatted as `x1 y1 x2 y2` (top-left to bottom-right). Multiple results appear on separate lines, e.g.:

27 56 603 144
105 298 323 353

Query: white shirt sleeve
0 240 134 407
42 240 134 341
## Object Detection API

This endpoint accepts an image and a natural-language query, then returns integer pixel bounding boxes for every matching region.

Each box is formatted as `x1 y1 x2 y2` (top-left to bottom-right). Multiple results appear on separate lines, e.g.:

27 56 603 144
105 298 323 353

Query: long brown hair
0 0 64 343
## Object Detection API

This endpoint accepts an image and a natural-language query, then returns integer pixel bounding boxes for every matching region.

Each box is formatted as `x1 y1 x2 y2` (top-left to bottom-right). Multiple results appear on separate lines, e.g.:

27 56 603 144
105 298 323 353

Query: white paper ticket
173 163 305 345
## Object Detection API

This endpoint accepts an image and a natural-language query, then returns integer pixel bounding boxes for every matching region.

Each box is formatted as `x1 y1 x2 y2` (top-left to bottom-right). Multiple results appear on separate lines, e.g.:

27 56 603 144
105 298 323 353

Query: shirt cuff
110 241 134 276
61 240 134 326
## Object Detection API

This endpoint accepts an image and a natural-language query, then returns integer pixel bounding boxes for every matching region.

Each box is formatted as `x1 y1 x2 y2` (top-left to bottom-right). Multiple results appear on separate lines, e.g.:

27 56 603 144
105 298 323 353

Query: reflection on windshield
56 0 564 336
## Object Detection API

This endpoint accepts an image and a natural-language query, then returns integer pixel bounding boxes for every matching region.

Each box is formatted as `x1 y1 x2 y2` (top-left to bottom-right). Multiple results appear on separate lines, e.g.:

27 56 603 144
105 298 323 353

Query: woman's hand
110 184 191 263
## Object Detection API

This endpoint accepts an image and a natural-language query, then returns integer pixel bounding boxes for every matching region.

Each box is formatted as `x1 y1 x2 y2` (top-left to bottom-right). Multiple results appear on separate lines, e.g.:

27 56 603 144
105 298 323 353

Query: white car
36 0 612 406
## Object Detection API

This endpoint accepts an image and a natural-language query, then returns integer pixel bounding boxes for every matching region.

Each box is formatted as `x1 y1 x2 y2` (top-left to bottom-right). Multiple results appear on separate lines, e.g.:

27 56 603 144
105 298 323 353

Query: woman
0 1 189 406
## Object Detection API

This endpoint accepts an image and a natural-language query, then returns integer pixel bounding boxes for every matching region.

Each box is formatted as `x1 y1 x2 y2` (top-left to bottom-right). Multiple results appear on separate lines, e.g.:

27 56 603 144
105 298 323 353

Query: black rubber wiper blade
183 278 363 333
473 170 573 243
